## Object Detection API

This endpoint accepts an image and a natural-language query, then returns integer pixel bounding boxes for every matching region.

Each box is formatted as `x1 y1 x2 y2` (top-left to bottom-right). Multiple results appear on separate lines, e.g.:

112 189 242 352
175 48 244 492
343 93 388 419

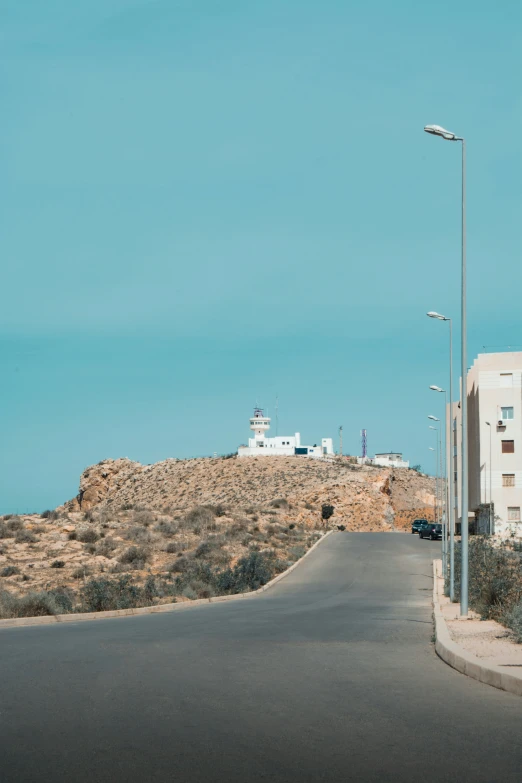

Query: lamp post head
424 124 458 141
485 421 491 427
429 426 437 430
430 385 446 393
429 447 435 451
427 311 447 321
428 415 440 421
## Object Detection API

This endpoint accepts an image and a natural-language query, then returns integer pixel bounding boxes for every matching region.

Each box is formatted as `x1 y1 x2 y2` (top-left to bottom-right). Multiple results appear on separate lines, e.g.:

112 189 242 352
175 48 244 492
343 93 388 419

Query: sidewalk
432 559 522 696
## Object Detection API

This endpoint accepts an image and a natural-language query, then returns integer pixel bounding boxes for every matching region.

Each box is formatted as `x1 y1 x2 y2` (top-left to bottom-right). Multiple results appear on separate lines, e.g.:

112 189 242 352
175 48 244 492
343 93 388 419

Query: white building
373 452 410 468
463 352 522 537
237 408 334 458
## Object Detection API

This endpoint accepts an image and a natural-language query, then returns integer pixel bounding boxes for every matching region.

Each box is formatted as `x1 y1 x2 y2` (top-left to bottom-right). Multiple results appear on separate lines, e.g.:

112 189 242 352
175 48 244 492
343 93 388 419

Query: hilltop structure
237 408 334 458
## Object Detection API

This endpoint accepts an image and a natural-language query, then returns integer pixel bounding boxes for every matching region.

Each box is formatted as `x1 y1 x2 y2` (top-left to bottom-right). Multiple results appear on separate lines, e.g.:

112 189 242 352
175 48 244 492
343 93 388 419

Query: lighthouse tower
250 407 271 446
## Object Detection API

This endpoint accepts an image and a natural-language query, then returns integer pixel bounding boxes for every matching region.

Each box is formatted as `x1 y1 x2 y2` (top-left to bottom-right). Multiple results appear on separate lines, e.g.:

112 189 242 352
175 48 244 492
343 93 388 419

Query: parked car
419 523 442 540
411 519 429 534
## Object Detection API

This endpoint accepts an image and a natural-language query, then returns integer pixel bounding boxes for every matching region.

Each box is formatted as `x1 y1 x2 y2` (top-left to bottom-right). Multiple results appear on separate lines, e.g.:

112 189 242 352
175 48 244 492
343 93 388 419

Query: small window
508 506 521 522
502 440 515 454
503 474 515 487
501 407 514 420
500 373 513 387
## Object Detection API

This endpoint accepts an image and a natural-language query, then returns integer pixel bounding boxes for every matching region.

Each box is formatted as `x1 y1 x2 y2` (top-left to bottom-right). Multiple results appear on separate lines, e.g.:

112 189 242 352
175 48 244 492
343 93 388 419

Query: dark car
419 523 442 540
411 519 429 534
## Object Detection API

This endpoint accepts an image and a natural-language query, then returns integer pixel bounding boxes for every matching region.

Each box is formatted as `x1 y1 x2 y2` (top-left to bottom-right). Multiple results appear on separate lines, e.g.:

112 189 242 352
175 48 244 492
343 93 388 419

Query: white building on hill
237 408 334 458
373 452 409 468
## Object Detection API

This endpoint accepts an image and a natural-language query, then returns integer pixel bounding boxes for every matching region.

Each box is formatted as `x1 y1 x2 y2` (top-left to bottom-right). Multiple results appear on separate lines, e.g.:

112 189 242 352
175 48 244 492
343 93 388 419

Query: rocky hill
64 455 435 531
0 456 435 618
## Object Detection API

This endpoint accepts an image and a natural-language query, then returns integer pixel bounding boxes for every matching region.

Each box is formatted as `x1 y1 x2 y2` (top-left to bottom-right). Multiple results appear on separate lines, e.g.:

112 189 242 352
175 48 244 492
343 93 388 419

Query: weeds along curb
0 529 335 630
432 559 522 698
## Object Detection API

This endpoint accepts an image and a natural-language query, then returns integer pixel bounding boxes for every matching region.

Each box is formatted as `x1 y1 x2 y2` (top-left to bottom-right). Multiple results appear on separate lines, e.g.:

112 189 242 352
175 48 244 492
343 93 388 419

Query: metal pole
460 137 468 616
448 319 455 601
489 424 493 536
440 421 446 581
442 391 448 589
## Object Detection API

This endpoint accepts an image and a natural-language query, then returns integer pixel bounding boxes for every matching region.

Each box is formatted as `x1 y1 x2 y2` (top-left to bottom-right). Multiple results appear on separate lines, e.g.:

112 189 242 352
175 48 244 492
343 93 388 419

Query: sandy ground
440 591 522 667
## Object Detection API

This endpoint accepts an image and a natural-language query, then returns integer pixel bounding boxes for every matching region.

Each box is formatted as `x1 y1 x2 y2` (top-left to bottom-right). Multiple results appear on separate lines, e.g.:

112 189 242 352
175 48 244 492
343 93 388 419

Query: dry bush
96 537 117 558
15 529 38 544
155 519 178 537
180 506 216 534
118 546 150 568
132 510 154 527
123 526 154 545
77 528 100 544
0 522 14 539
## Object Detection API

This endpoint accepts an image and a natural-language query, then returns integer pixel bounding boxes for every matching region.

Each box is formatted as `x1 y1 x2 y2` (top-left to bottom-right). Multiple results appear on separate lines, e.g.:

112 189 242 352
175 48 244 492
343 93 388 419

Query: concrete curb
432 559 522 697
0 529 335 630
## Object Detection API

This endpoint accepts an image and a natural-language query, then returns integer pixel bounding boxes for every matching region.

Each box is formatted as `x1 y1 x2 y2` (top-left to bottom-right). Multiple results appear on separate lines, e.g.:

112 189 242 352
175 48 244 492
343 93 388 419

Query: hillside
0 456 435 618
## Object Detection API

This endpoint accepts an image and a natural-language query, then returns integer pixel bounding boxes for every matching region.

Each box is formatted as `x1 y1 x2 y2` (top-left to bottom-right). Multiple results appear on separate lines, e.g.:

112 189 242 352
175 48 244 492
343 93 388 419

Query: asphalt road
2 532 522 782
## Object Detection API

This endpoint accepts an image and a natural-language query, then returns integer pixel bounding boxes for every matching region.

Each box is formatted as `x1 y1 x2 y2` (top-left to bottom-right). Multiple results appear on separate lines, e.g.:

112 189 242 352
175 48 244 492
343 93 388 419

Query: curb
432 559 522 697
0 529 335 630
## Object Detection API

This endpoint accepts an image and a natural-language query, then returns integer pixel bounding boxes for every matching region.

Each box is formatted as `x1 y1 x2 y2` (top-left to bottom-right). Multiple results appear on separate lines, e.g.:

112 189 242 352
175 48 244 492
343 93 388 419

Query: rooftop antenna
361 429 367 459
339 425 343 457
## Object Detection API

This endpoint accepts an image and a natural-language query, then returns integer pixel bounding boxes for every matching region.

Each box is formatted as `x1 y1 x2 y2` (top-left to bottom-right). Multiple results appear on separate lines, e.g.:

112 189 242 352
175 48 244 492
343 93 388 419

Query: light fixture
427 311 447 320
428 415 440 421
424 124 459 141
430 385 446 393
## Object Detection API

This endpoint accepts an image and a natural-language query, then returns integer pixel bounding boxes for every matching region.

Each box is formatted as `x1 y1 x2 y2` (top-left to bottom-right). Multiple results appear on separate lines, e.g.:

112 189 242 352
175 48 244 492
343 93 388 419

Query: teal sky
2 1 521 512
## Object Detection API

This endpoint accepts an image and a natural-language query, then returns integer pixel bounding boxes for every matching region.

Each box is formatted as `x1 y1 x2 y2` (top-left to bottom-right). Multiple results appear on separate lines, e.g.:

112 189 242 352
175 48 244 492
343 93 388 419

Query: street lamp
424 123 468 616
485 422 493 535
428 417 441 527
427 310 455 601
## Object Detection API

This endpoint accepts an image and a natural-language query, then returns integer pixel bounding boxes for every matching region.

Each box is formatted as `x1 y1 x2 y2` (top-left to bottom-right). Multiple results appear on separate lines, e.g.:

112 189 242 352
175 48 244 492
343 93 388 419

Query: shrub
168 556 190 573
194 539 221 559
1 566 20 577
83 543 97 554
119 546 150 566
77 528 100 544
216 551 282 594
181 506 216 533
270 498 288 509
0 522 14 539
79 575 144 612
506 602 522 643
96 537 117 558
288 546 306 561
155 520 178 537
165 542 178 554
0 588 71 618
72 566 91 579
15 529 37 544
41 510 52 519
51 560 65 569
68 531 77 540
124 526 153 544
132 510 154 527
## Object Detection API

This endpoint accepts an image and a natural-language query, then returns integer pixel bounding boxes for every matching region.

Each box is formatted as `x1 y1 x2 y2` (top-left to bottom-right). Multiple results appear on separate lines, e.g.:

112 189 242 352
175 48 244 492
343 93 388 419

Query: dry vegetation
0 455 435 618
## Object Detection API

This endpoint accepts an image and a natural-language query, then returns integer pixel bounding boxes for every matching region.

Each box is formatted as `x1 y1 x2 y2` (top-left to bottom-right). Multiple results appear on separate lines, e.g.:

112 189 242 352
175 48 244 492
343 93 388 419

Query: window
508 507 521 522
503 474 515 487
501 407 514 420
502 440 515 454
500 373 513 387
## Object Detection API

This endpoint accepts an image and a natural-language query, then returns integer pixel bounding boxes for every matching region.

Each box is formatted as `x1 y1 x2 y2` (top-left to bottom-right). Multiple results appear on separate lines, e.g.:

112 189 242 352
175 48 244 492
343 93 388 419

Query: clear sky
2 0 521 512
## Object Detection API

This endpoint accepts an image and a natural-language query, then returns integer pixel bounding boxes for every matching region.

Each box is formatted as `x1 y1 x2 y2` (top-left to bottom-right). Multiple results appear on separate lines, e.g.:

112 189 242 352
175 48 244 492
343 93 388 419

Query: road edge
0 529 335 629
432 559 522 697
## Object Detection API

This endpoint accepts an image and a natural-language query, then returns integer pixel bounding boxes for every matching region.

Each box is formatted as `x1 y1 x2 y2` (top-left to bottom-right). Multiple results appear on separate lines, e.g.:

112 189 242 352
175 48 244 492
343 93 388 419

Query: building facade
237 408 334 458
463 352 522 537
373 452 409 468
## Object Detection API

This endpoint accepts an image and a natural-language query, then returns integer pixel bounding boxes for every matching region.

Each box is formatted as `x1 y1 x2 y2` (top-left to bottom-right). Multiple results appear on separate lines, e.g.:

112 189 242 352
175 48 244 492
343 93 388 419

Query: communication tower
361 429 367 459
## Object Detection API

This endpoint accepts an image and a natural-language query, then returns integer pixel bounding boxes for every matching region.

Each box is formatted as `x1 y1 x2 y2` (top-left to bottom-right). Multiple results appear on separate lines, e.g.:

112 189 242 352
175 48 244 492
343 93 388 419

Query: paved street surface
2 533 522 782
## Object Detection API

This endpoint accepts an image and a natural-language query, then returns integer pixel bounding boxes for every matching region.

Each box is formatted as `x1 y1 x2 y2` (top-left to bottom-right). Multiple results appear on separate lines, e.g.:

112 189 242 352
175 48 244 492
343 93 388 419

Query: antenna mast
361 429 367 460
339 425 343 457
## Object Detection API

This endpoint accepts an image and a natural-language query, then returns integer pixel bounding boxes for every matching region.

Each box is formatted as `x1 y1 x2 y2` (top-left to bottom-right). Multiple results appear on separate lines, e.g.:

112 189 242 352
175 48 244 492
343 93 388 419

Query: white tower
250 407 271 445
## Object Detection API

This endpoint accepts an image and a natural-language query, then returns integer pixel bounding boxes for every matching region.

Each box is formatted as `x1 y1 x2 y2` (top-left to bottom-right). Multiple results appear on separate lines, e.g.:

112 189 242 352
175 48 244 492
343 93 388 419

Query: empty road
1 533 521 782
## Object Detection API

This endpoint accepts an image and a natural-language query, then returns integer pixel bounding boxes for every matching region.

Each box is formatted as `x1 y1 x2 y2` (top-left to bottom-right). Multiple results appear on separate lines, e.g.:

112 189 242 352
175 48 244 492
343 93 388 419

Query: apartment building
464 352 522 537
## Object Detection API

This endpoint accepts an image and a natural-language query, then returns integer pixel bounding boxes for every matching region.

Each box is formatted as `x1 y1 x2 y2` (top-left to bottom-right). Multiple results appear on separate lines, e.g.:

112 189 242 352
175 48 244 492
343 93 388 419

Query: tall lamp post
429 417 445 576
485 422 493 535
427 311 455 600
429 446 438 523
429 415 441 528
424 124 468 616
430 386 448 591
